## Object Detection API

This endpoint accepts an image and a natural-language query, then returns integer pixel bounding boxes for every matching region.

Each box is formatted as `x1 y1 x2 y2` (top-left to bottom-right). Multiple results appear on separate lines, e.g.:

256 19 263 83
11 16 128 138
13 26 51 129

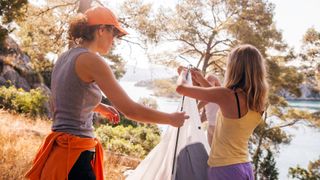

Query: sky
270 0 320 50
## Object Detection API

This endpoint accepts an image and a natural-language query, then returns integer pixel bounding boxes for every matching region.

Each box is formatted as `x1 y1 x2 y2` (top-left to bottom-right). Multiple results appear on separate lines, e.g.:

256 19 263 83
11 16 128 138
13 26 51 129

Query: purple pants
207 162 254 180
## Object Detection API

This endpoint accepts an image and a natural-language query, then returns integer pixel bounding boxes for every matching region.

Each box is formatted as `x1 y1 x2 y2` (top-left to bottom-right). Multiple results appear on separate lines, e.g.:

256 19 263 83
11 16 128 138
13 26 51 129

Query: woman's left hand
98 104 120 124
177 68 188 86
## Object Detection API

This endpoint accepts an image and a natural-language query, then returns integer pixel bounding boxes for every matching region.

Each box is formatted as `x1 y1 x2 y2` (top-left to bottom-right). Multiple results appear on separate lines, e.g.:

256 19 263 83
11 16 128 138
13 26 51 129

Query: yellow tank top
208 109 262 167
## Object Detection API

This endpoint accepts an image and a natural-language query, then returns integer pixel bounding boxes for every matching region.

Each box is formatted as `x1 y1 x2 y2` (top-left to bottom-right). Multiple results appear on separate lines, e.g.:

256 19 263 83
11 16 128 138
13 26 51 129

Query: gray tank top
51 47 102 138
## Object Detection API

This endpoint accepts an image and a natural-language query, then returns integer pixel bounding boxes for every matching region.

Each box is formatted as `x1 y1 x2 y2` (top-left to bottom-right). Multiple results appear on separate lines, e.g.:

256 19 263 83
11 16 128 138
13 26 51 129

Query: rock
0 35 52 117
0 76 7 86
3 36 32 74
2 65 31 91
0 36 46 91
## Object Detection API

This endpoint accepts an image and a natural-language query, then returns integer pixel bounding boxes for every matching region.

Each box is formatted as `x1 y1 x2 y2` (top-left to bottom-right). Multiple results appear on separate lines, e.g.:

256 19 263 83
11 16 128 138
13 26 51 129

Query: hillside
0 110 140 179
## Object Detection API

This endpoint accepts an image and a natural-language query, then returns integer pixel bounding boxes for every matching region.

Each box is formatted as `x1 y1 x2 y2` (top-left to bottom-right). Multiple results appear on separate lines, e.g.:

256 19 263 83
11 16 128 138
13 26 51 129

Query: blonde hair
224 44 269 112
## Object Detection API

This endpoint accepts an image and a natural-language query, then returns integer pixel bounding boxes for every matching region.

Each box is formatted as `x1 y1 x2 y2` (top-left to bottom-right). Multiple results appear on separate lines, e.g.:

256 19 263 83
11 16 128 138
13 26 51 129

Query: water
119 80 320 179
287 100 320 112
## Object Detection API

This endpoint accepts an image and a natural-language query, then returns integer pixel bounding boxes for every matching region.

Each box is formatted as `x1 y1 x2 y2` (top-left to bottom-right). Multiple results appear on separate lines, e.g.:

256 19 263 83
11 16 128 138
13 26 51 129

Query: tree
0 0 28 51
300 28 320 69
14 0 126 87
121 0 285 73
119 0 318 178
289 158 320 180
257 148 279 180
299 28 320 92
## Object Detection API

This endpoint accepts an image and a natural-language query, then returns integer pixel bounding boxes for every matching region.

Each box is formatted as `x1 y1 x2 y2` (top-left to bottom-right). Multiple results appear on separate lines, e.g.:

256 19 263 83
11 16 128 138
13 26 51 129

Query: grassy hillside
0 110 140 179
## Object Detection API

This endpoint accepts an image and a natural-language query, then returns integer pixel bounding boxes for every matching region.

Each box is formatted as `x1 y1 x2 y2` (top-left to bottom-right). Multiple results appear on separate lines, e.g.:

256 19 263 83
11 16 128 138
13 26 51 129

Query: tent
126 75 210 180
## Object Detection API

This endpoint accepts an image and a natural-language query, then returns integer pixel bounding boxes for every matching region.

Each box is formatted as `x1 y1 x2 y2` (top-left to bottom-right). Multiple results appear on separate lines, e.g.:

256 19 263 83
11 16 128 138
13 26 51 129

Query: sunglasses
99 25 120 38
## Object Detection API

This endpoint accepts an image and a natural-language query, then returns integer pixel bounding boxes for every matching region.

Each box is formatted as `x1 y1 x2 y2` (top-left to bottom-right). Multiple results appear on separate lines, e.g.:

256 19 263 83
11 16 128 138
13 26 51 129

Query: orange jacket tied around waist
25 131 104 180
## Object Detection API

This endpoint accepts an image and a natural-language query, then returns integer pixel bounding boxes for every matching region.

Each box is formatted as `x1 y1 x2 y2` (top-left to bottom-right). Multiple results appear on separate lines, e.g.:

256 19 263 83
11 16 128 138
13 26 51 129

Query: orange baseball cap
84 6 128 37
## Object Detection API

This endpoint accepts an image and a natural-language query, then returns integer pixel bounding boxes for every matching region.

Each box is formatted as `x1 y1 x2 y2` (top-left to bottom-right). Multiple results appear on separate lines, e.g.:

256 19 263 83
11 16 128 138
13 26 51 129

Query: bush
289 158 320 180
0 86 48 118
95 124 161 158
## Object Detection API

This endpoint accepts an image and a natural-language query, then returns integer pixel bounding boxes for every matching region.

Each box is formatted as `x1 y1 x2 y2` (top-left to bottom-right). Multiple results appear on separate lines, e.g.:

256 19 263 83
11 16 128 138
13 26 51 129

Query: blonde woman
177 44 268 180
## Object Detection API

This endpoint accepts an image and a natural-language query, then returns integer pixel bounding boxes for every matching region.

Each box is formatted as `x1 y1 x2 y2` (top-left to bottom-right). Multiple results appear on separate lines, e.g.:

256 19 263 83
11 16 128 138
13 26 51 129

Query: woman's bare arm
75 53 188 127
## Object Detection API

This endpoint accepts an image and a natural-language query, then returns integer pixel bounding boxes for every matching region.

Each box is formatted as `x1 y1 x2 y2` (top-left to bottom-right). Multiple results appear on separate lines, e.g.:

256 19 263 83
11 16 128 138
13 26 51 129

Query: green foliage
104 50 126 79
257 149 279 180
267 59 304 99
95 124 160 158
121 0 285 72
299 28 320 91
227 0 286 56
300 28 320 68
94 96 161 158
0 85 48 118
30 58 54 88
289 158 320 180
0 0 28 24
14 3 70 87
0 0 28 51
15 2 126 85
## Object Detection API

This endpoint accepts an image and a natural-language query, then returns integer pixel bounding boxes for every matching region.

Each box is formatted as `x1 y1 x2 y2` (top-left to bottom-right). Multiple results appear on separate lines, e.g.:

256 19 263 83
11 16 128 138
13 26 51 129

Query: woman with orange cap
25 6 189 180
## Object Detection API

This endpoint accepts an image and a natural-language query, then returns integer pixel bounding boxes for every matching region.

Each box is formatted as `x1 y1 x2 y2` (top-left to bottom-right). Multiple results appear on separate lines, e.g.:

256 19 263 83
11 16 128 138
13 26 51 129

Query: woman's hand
190 68 206 86
95 104 120 124
206 74 221 87
169 111 189 127
177 66 187 75
177 67 188 86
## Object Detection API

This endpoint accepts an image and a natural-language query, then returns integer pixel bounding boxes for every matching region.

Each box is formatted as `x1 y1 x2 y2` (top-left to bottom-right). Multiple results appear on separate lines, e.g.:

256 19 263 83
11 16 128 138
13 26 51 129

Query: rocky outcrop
0 36 51 116
0 36 49 92
281 83 320 100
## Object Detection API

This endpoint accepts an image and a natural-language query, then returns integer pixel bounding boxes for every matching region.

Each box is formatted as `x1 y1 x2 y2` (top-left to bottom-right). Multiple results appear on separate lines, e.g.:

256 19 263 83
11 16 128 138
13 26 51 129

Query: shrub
0 86 48 118
96 124 160 158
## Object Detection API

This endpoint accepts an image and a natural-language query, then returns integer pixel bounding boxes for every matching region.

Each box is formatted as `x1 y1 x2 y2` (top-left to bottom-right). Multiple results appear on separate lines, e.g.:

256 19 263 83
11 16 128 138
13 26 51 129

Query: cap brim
115 25 128 37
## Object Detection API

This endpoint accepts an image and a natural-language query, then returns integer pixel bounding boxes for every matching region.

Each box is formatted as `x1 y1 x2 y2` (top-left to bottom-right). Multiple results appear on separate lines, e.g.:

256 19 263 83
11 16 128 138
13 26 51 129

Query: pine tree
258 149 279 180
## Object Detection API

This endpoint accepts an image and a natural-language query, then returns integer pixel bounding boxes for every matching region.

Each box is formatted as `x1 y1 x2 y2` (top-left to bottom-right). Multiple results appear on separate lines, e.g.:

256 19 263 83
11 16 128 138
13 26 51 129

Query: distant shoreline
286 98 320 102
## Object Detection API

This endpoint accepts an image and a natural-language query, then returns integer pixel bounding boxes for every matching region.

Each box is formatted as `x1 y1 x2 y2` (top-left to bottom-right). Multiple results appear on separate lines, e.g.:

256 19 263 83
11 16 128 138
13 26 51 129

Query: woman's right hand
191 68 205 86
168 111 189 127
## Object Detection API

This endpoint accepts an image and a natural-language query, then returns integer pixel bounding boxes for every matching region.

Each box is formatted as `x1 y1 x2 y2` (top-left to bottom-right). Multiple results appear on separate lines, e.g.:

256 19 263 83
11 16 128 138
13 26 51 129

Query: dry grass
0 110 50 180
0 110 140 180
105 151 141 180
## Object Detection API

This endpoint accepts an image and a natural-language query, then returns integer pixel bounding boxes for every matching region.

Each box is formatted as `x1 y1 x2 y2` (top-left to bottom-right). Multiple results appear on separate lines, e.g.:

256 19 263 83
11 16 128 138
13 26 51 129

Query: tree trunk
78 0 93 13
201 52 211 75
68 0 93 49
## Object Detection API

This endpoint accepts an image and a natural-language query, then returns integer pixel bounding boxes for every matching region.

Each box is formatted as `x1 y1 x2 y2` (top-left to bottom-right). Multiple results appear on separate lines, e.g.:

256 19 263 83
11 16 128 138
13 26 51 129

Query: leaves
95 124 161 158
289 158 320 180
0 86 49 118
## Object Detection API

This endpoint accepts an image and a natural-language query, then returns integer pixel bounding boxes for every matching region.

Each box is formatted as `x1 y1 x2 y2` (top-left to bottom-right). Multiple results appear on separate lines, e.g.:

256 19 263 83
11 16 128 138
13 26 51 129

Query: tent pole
171 66 191 178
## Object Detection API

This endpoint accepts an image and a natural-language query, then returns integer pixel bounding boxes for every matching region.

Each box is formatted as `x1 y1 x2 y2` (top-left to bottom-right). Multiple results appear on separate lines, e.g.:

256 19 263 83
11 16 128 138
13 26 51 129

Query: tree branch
37 1 78 16
121 38 147 50
168 38 203 54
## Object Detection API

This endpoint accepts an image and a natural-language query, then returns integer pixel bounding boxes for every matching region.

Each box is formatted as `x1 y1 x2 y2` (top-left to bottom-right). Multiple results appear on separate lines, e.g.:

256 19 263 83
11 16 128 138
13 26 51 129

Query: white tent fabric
126 76 211 180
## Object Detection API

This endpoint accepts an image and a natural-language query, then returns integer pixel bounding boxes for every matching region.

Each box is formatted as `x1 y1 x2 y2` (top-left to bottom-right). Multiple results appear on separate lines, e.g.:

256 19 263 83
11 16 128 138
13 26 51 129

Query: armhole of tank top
71 49 94 86
233 88 241 119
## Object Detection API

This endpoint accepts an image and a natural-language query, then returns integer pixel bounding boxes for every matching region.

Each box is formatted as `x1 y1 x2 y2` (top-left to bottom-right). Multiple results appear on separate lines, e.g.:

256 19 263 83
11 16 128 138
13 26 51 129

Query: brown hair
68 14 99 43
224 44 269 112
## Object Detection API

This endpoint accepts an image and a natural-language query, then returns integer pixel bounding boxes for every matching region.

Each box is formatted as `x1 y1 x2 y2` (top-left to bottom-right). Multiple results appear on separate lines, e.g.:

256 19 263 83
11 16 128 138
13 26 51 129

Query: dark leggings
68 150 96 180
